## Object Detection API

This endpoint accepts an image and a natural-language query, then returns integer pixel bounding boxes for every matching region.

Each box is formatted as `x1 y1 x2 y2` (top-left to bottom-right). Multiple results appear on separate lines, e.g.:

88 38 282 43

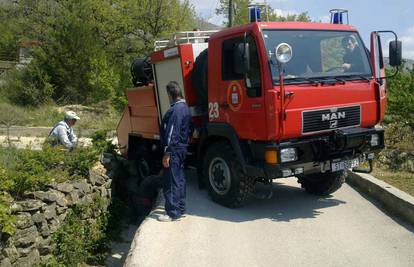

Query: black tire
298 171 346 196
131 57 153 86
191 49 208 109
203 142 253 208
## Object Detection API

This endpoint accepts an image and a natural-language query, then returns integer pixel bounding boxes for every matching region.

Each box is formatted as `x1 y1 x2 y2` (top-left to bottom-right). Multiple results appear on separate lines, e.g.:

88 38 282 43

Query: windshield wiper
340 74 371 82
283 77 320 86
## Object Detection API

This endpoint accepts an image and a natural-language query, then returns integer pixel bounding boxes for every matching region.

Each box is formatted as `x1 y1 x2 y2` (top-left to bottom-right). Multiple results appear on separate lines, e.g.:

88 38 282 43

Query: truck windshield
262 30 372 84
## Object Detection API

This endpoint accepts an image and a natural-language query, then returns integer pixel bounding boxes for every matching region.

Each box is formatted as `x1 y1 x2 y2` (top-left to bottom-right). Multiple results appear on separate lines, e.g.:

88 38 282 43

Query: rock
11 200 44 212
15 213 34 229
99 187 108 198
39 223 51 237
73 180 91 195
0 258 12 267
65 191 80 205
48 219 60 234
30 189 67 205
38 237 55 256
43 203 57 220
56 206 67 214
32 212 46 224
104 180 112 189
89 164 107 186
89 173 106 186
3 246 19 262
54 182 74 193
58 213 67 222
407 159 414 172
12 226 39 248
13 249 40 267
79 195 93 205
16 246 34 257
55 192 68 207
398 152 408 159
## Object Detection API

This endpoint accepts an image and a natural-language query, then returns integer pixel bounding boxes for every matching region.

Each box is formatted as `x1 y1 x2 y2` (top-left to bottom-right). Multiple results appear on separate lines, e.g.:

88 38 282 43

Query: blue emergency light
329 9 349 24
249 6 262 22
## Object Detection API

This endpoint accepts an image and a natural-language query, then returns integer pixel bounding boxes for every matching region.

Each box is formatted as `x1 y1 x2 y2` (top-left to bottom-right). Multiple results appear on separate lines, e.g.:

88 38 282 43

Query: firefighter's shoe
157 214 180 222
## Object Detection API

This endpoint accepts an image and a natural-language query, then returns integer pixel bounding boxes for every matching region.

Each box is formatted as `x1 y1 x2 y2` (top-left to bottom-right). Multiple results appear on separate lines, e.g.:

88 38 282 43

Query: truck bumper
245 127 384 179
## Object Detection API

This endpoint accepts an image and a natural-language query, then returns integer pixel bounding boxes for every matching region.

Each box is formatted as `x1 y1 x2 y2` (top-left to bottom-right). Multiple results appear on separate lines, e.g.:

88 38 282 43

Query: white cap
64 111 80 120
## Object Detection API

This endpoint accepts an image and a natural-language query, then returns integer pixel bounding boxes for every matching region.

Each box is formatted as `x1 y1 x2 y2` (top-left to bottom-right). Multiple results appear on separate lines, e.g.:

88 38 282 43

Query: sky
190 0 414 60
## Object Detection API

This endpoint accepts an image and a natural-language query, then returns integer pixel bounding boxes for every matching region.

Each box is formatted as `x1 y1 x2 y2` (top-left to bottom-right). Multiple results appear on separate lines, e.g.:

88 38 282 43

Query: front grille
302 105 360 134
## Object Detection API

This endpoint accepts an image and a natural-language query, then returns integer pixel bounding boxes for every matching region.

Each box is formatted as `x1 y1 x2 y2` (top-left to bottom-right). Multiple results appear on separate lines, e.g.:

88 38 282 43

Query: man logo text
321 112 346 121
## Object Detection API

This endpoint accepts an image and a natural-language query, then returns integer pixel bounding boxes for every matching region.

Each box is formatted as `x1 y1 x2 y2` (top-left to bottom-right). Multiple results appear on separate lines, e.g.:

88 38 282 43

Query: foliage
0 192 16 236
385 66 414 128
0 146 100 198
48 195 126 266
384 122 414 151
91 130 117 155
1 64 54 106
216 0 311 26
51 197 109 266
0 0 196 107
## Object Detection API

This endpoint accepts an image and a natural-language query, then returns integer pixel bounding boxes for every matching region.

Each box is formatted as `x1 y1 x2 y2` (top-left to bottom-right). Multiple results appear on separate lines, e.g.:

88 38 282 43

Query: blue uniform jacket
160 99 192 154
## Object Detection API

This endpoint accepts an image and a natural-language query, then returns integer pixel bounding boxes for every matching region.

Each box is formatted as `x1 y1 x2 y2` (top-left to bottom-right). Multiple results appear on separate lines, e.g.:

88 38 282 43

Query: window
221 35 262 97
245 35 261 97
222 36 244 81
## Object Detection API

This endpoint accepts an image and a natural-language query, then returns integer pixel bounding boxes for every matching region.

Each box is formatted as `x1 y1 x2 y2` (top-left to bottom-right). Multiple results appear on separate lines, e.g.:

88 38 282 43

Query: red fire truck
117 10 402 207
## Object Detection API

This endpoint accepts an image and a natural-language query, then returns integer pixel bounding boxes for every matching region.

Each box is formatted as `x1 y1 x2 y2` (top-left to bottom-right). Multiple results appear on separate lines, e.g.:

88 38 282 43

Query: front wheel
203 142 253 208
298 171 346 196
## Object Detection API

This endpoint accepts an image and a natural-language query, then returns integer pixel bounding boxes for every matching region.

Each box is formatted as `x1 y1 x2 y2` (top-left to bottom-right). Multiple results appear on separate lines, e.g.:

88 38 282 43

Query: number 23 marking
208 102 219 119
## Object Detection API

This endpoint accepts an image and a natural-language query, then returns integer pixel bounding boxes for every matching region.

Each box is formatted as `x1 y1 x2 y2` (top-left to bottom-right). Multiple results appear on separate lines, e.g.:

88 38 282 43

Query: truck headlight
280 148 298 163
370 134 379 147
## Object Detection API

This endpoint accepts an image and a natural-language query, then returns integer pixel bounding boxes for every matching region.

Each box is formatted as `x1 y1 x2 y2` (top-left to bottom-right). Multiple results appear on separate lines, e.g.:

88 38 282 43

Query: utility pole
228 0 233 27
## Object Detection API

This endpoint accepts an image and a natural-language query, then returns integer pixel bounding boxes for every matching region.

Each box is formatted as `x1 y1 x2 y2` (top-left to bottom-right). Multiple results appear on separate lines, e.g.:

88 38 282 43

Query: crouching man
48 111 80 150
158 81 192 222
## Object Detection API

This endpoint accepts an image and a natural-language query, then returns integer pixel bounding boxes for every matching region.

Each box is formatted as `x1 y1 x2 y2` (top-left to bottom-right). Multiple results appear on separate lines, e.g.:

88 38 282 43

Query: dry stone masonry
0 162 112 267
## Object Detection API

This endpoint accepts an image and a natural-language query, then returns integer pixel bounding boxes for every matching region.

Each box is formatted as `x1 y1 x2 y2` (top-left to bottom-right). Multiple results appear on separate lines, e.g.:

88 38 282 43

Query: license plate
331 158 359 172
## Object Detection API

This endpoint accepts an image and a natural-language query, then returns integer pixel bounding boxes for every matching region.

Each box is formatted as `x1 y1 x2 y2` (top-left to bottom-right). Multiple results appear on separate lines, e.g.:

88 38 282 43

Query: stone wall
377 149 414 173
0 162 112 267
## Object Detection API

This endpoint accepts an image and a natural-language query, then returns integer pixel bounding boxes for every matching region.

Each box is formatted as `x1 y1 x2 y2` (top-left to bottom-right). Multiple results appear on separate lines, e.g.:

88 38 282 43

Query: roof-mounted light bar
329 9 349 24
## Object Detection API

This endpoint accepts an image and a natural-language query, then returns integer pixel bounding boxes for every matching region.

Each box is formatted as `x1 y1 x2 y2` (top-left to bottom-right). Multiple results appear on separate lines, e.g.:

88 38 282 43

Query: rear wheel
203 142 253 208
298 171 346 196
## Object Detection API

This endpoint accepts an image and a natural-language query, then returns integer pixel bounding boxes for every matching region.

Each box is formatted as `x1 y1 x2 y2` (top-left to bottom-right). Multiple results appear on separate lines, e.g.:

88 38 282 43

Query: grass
0 101 121 133
371 167 414 197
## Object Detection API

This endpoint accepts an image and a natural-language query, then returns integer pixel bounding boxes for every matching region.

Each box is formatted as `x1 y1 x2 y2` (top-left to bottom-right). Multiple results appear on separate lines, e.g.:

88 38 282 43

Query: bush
0 146 100 198
386 67 414 128
0 192 15 236
51 195 112 266
1 63 54 106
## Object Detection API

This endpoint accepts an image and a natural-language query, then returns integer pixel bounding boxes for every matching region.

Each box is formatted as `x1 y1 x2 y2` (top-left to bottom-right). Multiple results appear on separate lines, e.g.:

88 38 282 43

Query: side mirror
389 40 402 67
233 43 250 74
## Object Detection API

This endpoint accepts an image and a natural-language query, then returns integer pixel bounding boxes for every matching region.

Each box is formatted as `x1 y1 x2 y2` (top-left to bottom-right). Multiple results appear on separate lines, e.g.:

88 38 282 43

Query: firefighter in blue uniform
158 81 192 222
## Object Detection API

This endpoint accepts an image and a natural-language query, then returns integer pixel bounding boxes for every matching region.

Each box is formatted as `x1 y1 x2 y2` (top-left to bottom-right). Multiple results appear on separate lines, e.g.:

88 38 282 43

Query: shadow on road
184 171 346 223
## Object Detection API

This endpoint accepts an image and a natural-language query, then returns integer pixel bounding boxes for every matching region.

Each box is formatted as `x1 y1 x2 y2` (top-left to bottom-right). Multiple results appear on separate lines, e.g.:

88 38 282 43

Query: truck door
213 34 266 140
370 32 387 123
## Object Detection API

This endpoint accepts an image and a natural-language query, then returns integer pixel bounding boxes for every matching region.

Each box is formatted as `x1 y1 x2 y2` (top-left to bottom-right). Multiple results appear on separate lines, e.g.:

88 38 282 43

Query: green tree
216 0 311 26
0 0 197 106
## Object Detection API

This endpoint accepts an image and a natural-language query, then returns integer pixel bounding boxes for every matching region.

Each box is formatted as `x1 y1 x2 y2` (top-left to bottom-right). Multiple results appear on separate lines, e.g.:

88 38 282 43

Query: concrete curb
347 171 414 226
123 190 164 267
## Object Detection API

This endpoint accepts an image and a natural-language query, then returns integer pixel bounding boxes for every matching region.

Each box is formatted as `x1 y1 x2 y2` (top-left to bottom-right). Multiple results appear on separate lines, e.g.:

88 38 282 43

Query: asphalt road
126 170 414 267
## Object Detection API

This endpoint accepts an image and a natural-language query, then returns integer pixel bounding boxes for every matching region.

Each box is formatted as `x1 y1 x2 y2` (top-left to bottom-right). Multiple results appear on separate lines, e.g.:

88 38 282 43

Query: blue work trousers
163 148 187 218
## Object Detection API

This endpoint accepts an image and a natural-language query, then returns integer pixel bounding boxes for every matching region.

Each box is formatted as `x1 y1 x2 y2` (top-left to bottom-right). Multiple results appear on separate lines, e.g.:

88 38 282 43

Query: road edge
123 190 163 267
346 171 414 226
